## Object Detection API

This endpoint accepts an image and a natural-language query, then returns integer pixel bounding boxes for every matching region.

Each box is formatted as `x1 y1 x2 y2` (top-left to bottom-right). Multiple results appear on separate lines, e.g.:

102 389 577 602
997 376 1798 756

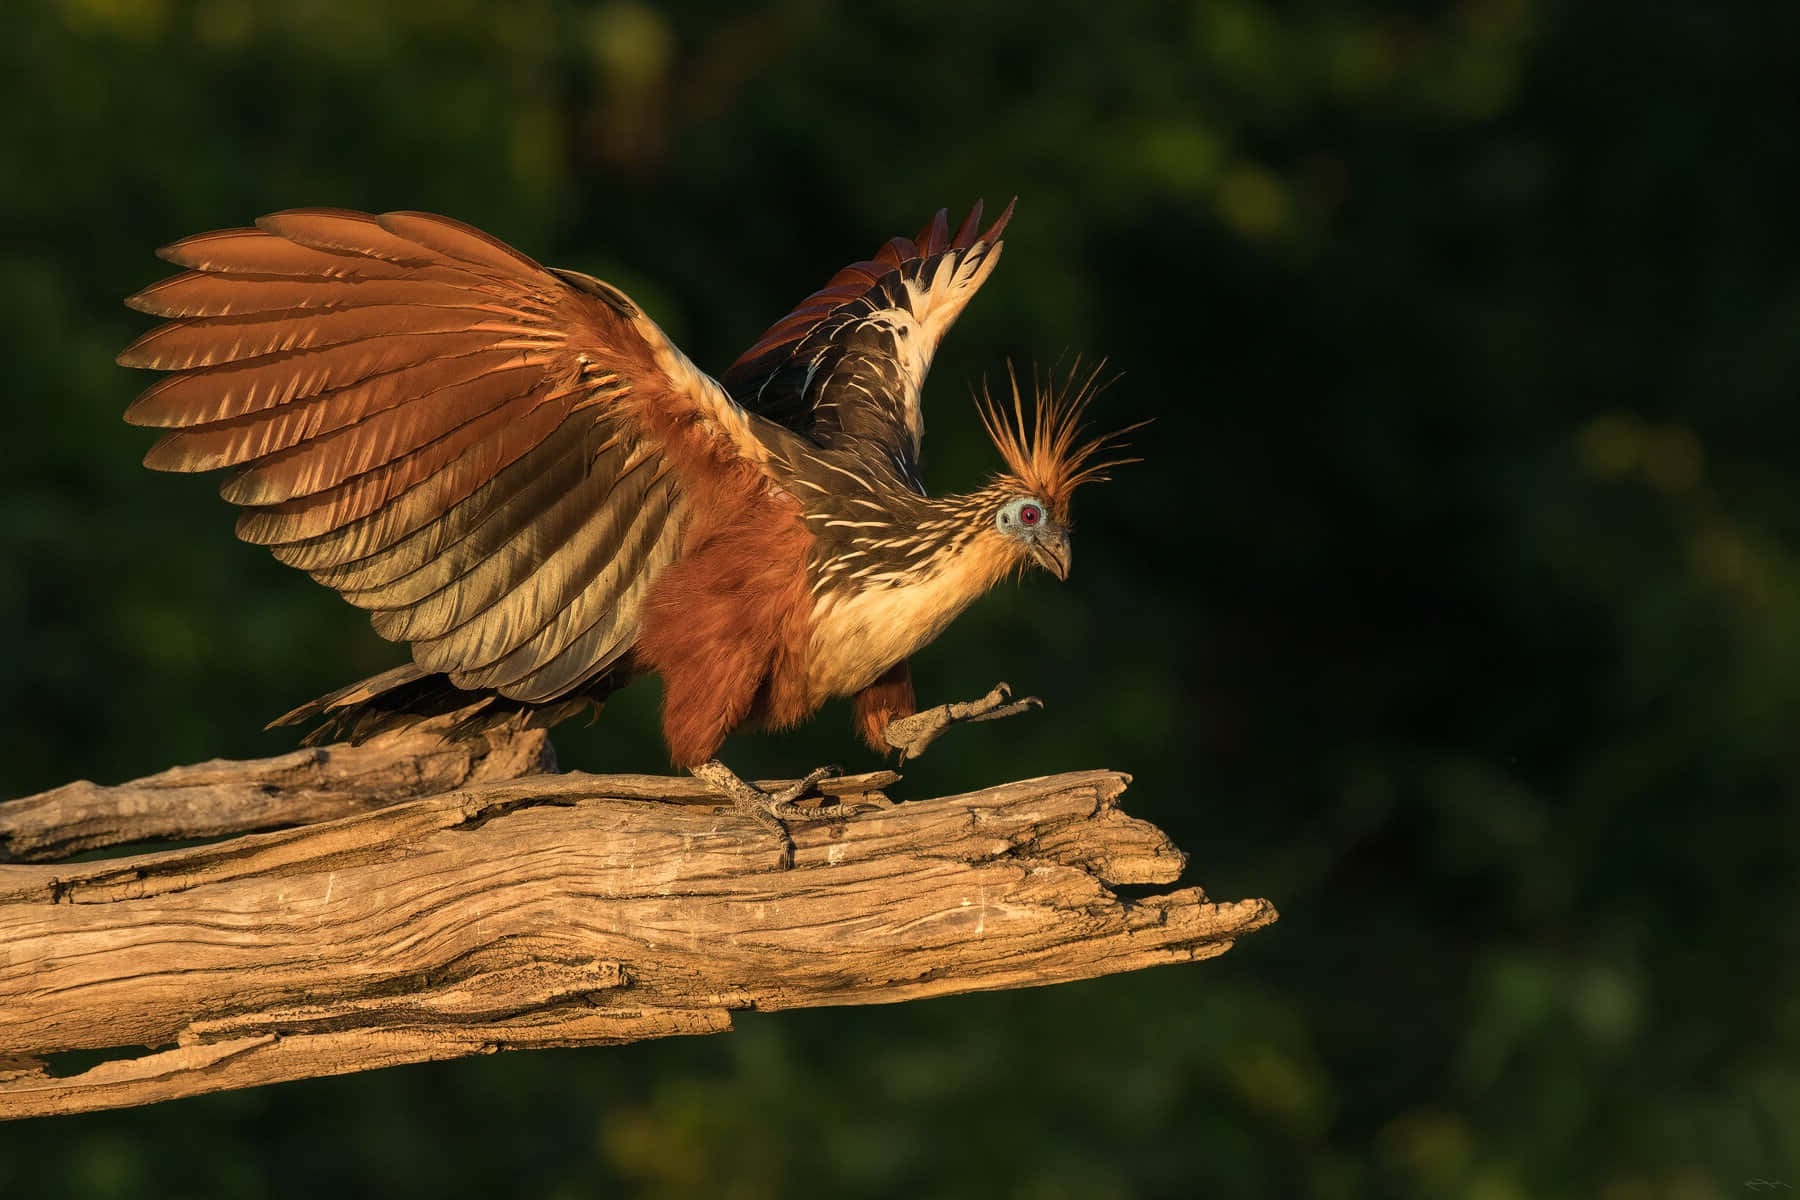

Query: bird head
992 493 1071 580
975 361 1142 582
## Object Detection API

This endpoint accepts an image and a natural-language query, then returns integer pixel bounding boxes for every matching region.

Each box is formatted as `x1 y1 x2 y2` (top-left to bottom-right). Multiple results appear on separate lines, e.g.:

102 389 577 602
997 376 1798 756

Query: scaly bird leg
690 759 852 870
883 682 1043 763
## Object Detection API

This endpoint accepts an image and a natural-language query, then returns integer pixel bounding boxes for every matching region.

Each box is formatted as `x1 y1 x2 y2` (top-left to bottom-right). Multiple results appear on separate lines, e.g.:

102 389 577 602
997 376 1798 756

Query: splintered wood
0 738 1276 1119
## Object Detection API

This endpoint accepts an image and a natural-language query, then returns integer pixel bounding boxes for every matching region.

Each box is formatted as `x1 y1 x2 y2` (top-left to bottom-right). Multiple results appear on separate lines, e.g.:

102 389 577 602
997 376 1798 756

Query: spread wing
120 208 776 704
721 199 1014 487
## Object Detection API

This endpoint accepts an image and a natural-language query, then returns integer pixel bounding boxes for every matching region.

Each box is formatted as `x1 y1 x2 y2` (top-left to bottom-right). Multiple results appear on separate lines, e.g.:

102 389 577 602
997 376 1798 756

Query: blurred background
3 0 1798 1195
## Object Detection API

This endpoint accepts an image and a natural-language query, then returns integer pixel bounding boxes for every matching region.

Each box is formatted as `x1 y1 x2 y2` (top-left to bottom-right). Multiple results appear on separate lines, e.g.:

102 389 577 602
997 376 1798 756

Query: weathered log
0 722 557 862
0 741 1277 1120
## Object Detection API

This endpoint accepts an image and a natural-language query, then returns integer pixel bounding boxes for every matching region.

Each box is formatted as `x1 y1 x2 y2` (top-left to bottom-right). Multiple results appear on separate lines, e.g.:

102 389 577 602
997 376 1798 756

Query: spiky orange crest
974 360 1143 522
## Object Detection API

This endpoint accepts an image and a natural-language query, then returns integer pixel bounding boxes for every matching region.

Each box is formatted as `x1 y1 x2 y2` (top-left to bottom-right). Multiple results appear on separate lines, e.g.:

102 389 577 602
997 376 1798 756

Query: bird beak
1029 531 1071 581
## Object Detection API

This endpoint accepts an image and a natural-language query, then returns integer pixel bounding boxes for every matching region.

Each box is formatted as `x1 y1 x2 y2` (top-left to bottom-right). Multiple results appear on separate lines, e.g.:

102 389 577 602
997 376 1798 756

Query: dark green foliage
3 0 1796 1194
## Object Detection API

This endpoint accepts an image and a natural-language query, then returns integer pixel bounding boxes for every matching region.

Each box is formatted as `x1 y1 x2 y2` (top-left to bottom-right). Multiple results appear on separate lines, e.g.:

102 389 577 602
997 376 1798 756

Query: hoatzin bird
119 201 1132 864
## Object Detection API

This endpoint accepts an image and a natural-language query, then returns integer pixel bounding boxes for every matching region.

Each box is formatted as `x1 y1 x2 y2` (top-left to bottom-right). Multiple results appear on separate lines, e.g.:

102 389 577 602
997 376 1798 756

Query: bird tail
268 663 618 746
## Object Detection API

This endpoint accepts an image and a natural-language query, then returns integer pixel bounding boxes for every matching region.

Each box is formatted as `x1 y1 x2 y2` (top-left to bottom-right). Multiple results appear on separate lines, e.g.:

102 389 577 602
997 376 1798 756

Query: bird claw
689 760 864 869
764 764 846 819
883 682 1044 762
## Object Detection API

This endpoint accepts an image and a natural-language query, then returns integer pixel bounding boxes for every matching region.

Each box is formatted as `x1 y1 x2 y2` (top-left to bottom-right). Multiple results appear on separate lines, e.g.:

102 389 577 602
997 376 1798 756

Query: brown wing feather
125 274 505 320
444 472 683 699
121 208 773 710
216 360 552 505
322 416 611 601
371 438 658 645
144 355 541 473
233 394 568 544
119 304 507 372
501 501 680 702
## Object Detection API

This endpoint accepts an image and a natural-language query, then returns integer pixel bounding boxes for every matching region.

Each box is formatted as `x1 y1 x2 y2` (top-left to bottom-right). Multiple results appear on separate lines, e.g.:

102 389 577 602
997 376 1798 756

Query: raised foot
882 682 1043 763
690 760 880 869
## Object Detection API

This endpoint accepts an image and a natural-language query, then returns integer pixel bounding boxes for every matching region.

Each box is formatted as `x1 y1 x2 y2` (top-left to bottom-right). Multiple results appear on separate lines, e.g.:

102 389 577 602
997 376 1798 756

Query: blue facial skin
996 496 1071 580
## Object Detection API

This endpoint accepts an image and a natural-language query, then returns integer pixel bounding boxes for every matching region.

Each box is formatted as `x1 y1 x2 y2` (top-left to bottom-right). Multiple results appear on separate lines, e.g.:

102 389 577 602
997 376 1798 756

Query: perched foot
883 682 1043 762
690 759 855 869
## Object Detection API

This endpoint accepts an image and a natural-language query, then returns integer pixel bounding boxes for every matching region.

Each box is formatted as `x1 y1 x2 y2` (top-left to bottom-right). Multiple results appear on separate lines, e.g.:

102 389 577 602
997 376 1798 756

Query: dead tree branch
0 722 557 862
0 738 1277 1120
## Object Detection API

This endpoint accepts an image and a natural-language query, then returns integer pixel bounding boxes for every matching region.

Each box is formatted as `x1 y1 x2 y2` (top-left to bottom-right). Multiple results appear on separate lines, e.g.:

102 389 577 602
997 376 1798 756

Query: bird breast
803 537 1011 699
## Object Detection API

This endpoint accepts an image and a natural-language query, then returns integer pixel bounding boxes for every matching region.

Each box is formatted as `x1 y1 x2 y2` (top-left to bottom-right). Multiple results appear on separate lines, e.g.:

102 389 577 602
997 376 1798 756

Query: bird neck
801 487 1021 700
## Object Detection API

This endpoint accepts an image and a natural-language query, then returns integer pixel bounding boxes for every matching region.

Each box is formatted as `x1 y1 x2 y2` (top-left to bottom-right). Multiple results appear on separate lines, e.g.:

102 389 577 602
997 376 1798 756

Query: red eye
1019 504 1041 526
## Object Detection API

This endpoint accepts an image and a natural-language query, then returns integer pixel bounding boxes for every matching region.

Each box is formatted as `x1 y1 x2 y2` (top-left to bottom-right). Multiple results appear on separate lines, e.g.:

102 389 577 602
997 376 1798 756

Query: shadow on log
0 729 1277 1120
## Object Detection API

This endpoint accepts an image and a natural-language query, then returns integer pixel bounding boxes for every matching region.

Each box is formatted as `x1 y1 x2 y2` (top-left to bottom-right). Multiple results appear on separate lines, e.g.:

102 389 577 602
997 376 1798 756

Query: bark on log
0 739 1277 1120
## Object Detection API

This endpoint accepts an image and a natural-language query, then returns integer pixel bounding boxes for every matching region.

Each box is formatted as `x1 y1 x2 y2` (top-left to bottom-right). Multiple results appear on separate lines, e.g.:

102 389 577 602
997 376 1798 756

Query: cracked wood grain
0 743 1277 1120
0 720 558 862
